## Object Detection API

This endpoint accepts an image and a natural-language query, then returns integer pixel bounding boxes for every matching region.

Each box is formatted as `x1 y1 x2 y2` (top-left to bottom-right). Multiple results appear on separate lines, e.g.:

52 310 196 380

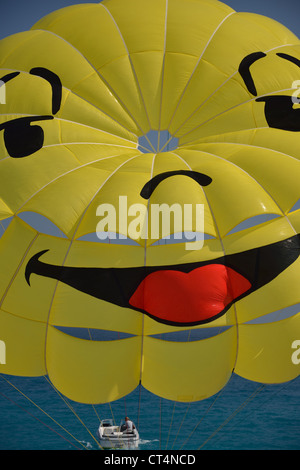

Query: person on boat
123 416 135 433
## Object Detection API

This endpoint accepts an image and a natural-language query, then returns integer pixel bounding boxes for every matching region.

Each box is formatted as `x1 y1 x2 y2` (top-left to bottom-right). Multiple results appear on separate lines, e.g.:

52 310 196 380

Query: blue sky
0 0 298 40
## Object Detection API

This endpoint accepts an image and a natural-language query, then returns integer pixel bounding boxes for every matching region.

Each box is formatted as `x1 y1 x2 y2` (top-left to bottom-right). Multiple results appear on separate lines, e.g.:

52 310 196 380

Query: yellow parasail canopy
0 0 299 404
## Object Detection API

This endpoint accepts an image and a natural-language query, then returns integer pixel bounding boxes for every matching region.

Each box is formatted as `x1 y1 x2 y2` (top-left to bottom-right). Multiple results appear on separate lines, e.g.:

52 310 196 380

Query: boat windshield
101 419 114 427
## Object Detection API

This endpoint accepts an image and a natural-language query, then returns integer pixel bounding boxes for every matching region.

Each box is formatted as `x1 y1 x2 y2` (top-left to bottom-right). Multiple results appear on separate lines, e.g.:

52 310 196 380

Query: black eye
256 96 300 132
0 116 53 158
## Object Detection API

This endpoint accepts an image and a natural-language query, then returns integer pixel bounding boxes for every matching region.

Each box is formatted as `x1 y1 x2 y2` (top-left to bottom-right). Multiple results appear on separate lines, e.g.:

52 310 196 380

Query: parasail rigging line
86 329 104 425
159 397 163 450
136 153 158 435
137 382 143 431
47 374 124 450
109 401 117 427
0 391 83 450
171 402 191 450
124 395 127 418
0 374 89 449
197 383 266 450
85 329 109 430
212 382 289 448
85 327 126 449
0 221 6 235
166 333 224 449
178 387 225 450
165 401 176 449
91 403 101 425
168 323 226 449
44 376 103 449
108 399 131 449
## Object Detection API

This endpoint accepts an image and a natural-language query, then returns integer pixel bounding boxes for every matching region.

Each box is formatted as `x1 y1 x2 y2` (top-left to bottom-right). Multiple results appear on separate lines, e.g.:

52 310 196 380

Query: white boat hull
97 420 140 449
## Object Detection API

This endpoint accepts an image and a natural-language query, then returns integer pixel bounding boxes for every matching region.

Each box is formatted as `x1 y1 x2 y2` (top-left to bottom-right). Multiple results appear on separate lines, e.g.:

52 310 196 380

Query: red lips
129 264 251 324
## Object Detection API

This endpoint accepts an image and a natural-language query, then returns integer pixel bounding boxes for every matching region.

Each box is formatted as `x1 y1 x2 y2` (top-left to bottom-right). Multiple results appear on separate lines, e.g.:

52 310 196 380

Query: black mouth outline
25 234 300 327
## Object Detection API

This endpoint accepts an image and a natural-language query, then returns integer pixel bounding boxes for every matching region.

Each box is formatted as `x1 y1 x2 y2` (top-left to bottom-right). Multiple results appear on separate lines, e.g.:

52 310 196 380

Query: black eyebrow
30 67 62 115
0 72 20 84
276 53 300 68
239 52 267 96
0 68 62 115
0 115 54 133
140 170 212 200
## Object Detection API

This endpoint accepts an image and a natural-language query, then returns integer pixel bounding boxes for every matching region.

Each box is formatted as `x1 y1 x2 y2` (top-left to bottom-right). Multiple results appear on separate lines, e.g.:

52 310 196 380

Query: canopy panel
0 0 299 404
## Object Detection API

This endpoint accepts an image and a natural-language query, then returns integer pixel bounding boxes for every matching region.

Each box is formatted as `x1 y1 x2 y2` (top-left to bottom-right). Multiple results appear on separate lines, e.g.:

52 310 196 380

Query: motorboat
97 418 140 449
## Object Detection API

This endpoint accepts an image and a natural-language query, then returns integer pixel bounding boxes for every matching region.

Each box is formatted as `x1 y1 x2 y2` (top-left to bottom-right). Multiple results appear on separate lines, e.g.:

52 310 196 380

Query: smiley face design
0 0 299 403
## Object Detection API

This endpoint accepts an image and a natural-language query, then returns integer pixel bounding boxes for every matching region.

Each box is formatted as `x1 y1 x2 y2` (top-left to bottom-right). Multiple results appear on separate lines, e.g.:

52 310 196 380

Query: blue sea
0 373 299 450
